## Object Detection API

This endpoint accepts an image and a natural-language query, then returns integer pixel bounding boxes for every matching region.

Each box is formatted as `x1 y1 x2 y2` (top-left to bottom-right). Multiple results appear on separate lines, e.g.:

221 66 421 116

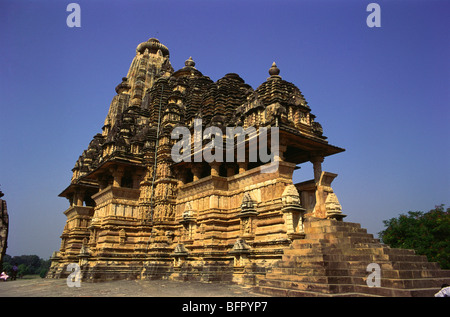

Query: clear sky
1 0 449 259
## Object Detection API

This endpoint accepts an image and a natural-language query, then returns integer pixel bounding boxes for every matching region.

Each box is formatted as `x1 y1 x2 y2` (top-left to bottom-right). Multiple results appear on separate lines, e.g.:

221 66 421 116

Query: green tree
379 204 450 269
1 260 11 274
2 254 51 277
17 263 29 276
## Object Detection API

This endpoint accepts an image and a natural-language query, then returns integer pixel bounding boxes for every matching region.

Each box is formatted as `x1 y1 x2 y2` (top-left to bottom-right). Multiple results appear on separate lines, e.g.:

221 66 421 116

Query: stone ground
0 277 265 297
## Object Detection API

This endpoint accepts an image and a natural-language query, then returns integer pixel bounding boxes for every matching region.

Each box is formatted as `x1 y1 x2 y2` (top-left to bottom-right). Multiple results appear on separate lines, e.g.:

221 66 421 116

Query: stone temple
48 38 449 296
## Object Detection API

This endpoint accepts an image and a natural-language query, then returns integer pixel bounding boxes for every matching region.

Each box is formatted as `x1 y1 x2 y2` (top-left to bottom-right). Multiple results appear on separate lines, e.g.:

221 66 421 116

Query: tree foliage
379 204 450 269
2 254 51 278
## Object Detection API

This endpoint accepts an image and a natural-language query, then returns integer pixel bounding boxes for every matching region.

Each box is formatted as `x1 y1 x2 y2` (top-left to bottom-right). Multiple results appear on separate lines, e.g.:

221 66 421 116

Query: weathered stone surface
49 37 345 282
47 37 450 296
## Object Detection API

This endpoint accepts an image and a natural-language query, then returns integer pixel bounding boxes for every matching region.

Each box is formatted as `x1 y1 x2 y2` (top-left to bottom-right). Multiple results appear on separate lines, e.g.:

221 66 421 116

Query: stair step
282 253 390 263
253 284 440 297
257 278 356 294
253 285 382 297
383 247 417 256
265 273 360 285
252 217 450 297
258 275 447 296
353 285 442 297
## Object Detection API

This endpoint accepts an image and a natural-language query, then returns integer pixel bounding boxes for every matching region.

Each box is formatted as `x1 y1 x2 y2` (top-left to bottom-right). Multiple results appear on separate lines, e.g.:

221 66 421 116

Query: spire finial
185 56 196 68
269 61 280 77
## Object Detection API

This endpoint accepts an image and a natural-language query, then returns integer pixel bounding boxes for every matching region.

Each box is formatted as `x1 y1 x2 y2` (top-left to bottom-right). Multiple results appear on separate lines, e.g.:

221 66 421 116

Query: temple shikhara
48 38 449 296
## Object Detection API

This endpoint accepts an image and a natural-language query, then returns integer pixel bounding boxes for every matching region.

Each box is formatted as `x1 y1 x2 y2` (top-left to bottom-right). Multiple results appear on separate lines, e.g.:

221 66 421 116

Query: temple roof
67 38 344 186
254 62 309 110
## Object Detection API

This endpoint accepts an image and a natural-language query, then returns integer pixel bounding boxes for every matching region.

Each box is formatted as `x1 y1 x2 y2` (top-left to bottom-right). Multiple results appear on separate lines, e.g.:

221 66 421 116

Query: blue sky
1 0 449 259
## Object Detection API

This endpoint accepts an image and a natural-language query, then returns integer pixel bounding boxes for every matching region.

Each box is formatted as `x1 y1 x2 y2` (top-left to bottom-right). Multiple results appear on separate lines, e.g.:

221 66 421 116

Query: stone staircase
253 217 450 297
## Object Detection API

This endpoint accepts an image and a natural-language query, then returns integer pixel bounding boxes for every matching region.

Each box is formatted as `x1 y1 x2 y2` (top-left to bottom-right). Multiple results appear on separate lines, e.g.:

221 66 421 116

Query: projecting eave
59 156 145 197
81 157 146 181
280 128 345 164
58 179 98 198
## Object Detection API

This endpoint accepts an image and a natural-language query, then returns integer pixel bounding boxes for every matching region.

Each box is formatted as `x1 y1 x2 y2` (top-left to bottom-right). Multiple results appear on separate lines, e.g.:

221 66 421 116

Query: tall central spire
127 38 173 107
102 38 174 137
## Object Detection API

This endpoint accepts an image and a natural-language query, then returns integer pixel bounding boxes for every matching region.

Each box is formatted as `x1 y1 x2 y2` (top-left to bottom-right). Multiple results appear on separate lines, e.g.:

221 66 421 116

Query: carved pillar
210 162 221 177
238 162 247 174
227 164 235 177
191 164 202 181
311 156 324 183
111 167 124 187
97 175 107 191
276 144 287 162
75 189 85 206
132 170 143 189
314 172 346 220
174 168 188 187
